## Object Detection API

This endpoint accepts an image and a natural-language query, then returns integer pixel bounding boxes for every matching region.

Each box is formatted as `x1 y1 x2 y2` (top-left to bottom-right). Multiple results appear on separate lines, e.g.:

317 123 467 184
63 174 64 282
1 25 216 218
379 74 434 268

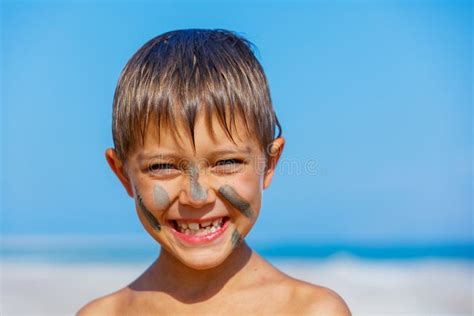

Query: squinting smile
122 114 270 270
169 216 231 246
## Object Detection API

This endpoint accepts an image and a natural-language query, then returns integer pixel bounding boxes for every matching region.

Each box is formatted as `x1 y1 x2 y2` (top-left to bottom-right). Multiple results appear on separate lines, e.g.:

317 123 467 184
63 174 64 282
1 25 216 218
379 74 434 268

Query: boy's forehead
140 112 259 156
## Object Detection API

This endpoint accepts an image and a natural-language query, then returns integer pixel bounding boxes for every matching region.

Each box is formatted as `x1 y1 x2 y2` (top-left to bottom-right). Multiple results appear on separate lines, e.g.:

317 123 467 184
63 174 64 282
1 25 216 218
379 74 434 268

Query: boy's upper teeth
201 220 212 227
188 222 199 230
175 218 224 232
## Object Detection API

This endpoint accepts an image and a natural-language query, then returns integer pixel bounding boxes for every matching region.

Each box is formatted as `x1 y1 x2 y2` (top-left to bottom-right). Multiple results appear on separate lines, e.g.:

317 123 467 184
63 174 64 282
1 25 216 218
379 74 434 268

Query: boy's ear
263 137 285 189
105 148 134 197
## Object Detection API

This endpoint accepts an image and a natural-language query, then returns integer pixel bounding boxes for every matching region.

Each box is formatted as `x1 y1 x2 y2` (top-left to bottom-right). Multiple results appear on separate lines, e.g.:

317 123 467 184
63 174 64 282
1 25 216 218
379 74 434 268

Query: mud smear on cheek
153 184 170 210
218 185 254 218
135 189 161 232
231 229 242 248
189 164 207 201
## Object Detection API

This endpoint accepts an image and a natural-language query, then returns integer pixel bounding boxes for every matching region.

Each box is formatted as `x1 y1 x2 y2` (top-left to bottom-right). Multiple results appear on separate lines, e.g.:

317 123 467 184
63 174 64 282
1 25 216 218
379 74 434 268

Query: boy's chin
173 247 233 271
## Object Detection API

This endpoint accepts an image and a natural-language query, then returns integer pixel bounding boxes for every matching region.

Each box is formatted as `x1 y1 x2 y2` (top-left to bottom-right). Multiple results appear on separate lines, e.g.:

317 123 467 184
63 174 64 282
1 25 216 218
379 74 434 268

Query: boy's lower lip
170 219 230 246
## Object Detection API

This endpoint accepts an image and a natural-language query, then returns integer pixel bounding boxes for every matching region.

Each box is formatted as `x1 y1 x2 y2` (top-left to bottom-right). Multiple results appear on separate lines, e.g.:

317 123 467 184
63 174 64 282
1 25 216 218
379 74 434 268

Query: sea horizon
1 234 472 264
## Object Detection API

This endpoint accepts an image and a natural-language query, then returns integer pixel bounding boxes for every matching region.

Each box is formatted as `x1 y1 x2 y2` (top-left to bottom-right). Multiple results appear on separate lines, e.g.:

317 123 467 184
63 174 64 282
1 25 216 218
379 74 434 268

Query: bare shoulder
76 288 131 316
285 277 351 315
252 253 351 315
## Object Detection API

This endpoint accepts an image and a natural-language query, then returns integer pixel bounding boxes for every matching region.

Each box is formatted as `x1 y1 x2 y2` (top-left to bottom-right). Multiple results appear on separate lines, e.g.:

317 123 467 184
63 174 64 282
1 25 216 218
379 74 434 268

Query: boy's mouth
170 216 229 236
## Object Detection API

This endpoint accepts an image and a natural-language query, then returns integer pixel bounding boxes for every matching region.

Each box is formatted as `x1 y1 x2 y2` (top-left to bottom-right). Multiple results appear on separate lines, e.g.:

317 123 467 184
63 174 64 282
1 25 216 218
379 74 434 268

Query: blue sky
2 0 472 244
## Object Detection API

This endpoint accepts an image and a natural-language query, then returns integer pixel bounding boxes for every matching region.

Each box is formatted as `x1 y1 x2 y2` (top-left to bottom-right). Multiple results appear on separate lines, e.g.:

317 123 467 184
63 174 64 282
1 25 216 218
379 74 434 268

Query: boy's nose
179 187 216 208
178 165 216 208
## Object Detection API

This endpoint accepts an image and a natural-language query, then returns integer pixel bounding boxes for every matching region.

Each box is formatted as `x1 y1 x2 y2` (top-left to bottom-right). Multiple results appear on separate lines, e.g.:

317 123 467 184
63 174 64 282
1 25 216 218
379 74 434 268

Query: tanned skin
77 114 351 315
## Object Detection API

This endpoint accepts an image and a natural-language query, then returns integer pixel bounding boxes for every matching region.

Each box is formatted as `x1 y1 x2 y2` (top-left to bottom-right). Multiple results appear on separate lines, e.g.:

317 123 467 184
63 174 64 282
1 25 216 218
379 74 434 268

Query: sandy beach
1 257 472 315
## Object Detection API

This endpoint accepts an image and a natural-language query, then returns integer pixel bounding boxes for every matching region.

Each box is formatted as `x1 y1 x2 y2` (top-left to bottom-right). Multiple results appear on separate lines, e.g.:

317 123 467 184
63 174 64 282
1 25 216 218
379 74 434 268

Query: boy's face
106 113 284 270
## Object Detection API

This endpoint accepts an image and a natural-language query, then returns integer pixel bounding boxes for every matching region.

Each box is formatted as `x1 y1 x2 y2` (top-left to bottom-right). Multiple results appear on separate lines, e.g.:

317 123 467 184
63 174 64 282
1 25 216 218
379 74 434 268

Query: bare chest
120 287 298 316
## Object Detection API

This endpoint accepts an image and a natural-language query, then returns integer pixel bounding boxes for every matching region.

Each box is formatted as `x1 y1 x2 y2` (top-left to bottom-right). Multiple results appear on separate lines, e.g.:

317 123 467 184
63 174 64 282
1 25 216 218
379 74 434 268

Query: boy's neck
130 241 259 302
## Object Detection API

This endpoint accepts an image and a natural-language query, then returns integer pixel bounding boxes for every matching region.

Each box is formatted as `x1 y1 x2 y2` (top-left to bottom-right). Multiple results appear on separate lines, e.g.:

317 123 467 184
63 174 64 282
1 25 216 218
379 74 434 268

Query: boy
78 29 350 315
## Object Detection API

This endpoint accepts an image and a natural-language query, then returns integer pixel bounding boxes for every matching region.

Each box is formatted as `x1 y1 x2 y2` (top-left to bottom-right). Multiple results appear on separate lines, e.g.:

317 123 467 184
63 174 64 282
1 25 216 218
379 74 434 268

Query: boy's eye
213 159 245 174
148 163 177 172
215 159 242 166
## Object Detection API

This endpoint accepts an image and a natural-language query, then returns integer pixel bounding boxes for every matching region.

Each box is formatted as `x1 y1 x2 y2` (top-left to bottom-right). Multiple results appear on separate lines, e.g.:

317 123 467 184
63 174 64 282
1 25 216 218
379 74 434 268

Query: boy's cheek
219 176 262 218
153 183 171 211
133 185 163 234
129 178 174 221
130 171 262 215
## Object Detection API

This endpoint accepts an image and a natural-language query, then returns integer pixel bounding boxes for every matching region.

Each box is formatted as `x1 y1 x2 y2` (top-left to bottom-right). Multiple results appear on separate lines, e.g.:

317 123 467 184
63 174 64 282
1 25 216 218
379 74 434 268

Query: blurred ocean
1 235 473 315
1 235 473 263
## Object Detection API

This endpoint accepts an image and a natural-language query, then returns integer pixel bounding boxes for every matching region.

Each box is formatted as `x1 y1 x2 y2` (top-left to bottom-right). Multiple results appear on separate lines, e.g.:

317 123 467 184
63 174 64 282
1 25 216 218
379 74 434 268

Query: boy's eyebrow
208 146 253 157
137 152 182 161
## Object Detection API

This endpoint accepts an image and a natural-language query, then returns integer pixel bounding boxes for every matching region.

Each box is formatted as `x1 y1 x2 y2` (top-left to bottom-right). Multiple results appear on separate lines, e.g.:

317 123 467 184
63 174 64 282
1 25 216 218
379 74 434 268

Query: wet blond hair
112 29 281 163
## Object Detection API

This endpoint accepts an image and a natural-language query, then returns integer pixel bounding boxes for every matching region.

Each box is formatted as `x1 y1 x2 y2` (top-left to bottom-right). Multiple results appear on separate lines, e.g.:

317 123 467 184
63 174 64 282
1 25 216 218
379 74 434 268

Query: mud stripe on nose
218 185 254 218
189 164 208 201
136 191 161 232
